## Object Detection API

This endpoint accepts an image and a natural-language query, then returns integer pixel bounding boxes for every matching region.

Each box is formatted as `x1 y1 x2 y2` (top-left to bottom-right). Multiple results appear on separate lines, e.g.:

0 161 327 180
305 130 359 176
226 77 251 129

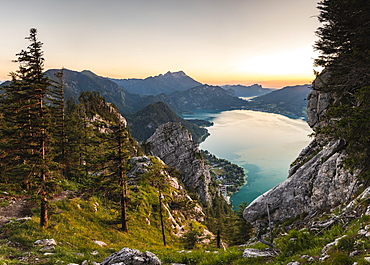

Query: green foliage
157 247 244 265
326 251 353 265
276 229 319 257
314 0 370 179
0 28 63 228
181 221 207 249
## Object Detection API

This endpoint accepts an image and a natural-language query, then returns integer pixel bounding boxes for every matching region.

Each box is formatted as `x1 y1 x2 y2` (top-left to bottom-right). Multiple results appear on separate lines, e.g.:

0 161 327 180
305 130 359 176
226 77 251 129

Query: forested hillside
0 28 249 265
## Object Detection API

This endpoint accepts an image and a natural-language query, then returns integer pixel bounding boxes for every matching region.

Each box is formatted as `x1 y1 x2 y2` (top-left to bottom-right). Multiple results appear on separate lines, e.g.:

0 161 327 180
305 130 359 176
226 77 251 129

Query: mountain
45 69 144 115
138 84 248 113
222 84 274 97
126 102 210 143
45 69 247 116
243 84 312 118
110 71 202 95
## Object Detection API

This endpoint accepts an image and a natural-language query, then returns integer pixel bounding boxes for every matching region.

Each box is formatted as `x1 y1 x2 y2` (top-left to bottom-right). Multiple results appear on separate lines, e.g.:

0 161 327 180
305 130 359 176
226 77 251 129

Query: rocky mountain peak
164 70 187 78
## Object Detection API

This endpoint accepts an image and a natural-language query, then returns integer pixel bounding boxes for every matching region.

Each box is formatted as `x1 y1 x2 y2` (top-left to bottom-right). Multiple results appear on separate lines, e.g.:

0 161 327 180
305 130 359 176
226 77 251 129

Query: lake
182 109 312 207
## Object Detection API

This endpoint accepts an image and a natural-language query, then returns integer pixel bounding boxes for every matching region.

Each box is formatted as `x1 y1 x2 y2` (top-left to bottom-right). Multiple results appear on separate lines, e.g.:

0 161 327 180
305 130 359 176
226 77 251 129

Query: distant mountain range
222 84 274 97
1 69 312 143
136 84 248 113
44 69 249 114
242 84 312 119
110 71 202 95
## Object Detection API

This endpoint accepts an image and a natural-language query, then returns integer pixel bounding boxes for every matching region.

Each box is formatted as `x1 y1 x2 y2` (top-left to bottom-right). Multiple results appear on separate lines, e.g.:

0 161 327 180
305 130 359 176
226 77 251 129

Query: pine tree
49 69 66 176
314 0 370 96
0 28 57 228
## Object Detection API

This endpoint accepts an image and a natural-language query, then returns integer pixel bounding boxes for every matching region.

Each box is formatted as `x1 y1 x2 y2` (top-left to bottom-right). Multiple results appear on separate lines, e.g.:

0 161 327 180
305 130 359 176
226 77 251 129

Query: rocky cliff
243 73 362 228
144 122 214 205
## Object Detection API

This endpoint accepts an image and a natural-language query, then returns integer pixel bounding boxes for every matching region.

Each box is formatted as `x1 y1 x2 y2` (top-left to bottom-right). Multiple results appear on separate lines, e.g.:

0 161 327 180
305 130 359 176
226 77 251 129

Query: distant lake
182 110 312 207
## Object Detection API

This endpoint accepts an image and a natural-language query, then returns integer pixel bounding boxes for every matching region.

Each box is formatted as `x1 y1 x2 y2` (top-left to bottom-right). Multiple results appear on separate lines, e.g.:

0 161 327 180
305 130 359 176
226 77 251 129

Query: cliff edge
243 73 361 228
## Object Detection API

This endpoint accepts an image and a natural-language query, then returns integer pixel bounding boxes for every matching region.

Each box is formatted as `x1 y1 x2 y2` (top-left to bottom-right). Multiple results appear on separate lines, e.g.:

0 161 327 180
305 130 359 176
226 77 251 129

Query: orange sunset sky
0 0 320 89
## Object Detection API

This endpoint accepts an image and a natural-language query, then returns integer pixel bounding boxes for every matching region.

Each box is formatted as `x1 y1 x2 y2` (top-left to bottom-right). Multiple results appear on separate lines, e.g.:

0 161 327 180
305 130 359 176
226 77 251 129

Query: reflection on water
191 110 312 207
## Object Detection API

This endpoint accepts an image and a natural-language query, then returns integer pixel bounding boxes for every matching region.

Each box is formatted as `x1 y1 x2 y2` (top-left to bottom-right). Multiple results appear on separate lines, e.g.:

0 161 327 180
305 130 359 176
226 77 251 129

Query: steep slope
45 69 143 114
145 122 218 205
243 84 312 118
222 84 273 97
127 102 209 143
243 74 362 229
110 71 202 95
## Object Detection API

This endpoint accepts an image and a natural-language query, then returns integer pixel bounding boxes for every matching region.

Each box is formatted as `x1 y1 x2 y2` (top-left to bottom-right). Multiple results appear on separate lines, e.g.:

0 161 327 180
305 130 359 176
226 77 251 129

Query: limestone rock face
145 122 212 204
243 139 359 227
306 71 331 129
243 72 361 228
101 247 161 265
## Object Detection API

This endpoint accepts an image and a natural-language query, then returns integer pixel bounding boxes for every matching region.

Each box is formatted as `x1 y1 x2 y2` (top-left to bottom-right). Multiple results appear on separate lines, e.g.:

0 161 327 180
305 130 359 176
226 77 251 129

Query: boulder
34 239 57 246
243 248 276 258
101 247 161 265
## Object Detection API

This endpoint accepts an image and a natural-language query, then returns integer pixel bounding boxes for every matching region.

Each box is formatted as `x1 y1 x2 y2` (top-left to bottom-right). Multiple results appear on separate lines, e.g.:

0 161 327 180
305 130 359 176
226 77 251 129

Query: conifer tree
49 69 66 175
314 0 370 179
0 28 56 228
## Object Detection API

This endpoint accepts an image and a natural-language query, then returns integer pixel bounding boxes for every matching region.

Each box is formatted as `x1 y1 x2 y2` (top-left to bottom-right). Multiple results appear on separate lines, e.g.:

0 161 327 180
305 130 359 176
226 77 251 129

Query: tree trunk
118 124 128 232
159 191 166 246
121 179 128 232
40 190 49 228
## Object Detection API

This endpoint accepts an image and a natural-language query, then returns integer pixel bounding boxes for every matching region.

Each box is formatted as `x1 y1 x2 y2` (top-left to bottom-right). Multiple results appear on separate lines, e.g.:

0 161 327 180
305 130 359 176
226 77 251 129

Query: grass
156 247 246 265
2 191 370 265
0 195 182 264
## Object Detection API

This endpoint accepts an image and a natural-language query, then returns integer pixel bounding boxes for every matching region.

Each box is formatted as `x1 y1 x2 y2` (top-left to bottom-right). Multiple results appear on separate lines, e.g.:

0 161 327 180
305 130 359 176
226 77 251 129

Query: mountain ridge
110 70 202 95
242 84 312 119
222 84 274 97
126 101 210 143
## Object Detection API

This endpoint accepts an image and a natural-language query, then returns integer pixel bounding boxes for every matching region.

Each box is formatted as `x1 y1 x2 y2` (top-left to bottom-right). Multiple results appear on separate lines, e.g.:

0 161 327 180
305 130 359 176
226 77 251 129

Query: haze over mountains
243 84 312 118
110 71 202 95
43 68 312 123
222 84 274 97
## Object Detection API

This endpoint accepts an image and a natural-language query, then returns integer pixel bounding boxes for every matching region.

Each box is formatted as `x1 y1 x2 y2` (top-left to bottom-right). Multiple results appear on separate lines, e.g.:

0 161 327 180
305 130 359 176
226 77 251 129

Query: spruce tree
49 69 66 176
0 28 56 228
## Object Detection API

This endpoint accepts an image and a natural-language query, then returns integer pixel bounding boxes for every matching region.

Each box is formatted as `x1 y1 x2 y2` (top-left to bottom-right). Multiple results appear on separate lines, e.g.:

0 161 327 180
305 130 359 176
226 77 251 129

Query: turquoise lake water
182 109 312 207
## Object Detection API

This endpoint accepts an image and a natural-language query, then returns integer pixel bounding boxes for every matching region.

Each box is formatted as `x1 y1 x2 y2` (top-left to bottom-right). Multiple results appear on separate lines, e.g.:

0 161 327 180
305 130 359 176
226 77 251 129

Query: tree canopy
314 0 370 179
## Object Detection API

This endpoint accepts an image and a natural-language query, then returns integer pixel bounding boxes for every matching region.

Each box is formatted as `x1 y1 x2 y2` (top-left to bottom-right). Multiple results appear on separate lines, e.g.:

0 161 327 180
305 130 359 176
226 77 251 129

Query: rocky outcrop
307 71 331 129
243 139 359 227
101 247 161 265
145 122 213 204
127 156 206 236
243 72 361 228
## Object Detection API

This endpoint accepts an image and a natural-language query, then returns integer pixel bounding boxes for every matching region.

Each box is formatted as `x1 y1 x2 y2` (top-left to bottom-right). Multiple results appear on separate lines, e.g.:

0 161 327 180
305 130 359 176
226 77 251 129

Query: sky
0 0 320 88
